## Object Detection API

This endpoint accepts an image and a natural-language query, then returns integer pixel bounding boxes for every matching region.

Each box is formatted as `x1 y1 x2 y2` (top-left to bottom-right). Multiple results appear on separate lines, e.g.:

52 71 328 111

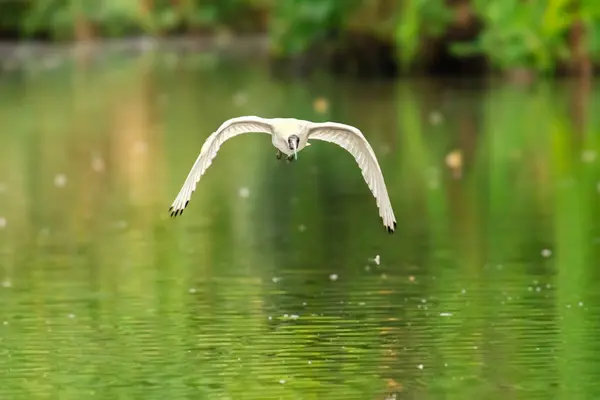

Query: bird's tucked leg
286 154 295 163
275 150 283 160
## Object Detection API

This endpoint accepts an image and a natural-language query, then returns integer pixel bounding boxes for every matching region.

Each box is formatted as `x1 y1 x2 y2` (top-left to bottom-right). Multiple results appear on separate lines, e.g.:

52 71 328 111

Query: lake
0 47 599 399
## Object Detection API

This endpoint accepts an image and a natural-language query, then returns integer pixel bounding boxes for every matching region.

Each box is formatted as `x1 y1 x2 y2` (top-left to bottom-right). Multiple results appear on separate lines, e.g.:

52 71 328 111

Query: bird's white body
269 118 311 156
170 116 397 233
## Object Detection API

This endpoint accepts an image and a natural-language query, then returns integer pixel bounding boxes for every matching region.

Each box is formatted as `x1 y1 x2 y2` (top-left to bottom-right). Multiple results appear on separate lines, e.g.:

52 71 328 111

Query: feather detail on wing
308 122 397 233
169 116 273 216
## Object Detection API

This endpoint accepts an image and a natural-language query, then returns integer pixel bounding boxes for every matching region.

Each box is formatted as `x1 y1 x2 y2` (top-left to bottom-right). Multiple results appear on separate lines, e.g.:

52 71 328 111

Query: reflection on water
0 52 599 399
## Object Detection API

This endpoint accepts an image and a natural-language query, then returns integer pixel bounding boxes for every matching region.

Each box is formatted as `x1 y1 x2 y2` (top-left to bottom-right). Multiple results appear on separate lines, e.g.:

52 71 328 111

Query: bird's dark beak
288 135 300 160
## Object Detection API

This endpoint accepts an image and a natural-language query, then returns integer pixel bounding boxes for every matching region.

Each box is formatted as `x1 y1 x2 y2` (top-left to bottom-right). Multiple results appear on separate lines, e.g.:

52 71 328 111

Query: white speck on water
536 287 541 292
359 302 366 306
429 110 443 126
461 289 466 294
91 156 105 172
302 302 307 306
528 286 533 292
2 321 7 325
113 220 128 230
381 273 388 280
425 166 440 190
268 316 272 320
371 254 380 265
158 92 170 105
298 224 306 232
133 141 148 154
473 346 478 350
364 265 371 271
578 301 584 307
38 227 50 237
238 187 250 198
440 312 452 317
329 273 338 281
188 288 197 294
67 313 75 319
533 280 539 285
2 280 11 288
308 360 312 364
421 298 427 303
164 52 179 66
566 304 571 309
54 173 67 187
546 283 552 289
417 364 424 370
272 277 281 283
541 249 552 258
581 150 597 163
0 217 6 229
41 55 62 70
138 37 156 52
279 379 286 384
233 91 248 106
444 363 448 367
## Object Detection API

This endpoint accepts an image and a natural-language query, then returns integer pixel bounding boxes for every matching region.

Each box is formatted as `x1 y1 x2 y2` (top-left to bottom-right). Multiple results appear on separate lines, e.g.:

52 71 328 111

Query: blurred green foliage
451 0 574 72
269 0 362 56
1 0 600 75
394 0 453 71
581 0 600 63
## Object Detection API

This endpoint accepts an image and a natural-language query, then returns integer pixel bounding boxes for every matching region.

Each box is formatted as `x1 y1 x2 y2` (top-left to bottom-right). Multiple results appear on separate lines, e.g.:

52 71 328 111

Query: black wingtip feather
169 200 191 218
385 221 397 234
381 217 396 234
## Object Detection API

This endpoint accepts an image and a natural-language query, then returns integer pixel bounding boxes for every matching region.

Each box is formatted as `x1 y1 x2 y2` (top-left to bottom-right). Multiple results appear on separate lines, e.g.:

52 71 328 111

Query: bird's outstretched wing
170 116 273 216
308 122 397 233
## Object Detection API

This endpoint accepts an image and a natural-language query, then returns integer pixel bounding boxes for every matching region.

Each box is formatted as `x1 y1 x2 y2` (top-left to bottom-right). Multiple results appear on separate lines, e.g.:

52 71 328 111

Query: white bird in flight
169 116 397 233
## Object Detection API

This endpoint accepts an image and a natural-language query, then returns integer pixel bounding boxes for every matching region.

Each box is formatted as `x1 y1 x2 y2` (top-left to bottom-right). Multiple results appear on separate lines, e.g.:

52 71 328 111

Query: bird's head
284 133 311 160
287 135 300 153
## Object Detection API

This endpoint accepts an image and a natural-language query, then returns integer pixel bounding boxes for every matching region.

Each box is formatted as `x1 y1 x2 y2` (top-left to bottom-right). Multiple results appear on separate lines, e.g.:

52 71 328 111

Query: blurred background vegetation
0 0 599 78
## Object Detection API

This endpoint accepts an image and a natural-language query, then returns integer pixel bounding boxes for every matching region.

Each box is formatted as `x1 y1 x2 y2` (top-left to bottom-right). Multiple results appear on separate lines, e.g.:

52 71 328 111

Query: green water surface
0 51 599 399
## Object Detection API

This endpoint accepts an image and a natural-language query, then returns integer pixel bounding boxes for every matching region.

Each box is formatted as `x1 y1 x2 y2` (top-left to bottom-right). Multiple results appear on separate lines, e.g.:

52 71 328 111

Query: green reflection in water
0 54 599 399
